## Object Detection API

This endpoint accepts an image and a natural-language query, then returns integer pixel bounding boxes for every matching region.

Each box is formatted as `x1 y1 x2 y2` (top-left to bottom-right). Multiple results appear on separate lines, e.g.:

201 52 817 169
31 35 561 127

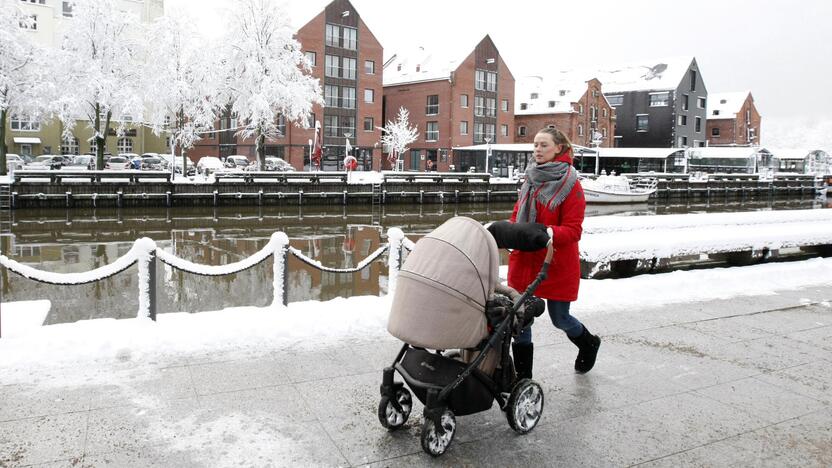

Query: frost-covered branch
379 107 419 169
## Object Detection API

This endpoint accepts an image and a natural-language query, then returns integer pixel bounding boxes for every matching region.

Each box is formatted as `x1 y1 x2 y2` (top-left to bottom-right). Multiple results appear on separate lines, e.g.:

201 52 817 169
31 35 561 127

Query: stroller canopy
388 216 500 349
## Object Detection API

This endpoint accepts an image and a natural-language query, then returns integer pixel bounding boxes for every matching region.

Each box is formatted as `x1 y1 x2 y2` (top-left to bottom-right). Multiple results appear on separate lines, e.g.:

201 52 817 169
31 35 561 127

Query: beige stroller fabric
388 216 500 349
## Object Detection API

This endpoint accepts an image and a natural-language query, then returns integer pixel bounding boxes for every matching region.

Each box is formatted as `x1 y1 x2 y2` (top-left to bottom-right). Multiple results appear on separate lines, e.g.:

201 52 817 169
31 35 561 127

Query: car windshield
108 157 127 163
34 156 53 163
73 156 91 164
144 158 162 164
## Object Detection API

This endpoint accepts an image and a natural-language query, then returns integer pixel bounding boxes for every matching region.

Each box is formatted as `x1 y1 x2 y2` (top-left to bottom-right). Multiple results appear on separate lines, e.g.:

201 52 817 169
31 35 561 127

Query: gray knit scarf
516 161 577 223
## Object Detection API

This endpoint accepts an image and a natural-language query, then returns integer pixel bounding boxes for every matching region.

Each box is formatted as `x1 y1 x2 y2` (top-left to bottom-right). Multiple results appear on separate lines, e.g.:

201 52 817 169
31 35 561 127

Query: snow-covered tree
379 107 419 169
52 0 146 170
0 0 48 175
143 9 221 176
221 0 322 170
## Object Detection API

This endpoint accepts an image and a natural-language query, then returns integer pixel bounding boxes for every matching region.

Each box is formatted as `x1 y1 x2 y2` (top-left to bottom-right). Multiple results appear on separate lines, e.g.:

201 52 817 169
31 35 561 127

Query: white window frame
636 114 649 132
364 88 374 104
607 95 623 107
649 91 670 107
517 125 527 137
10 115 40 131
460 94 468 108
305 51 316 66
425 121 439 142
460 121 468 135
697 97 706 109
501 124 508 137
117 137 133 153
364 60 374 74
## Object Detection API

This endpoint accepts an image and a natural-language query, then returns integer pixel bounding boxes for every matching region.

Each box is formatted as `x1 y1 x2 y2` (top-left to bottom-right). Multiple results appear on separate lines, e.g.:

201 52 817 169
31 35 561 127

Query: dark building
593 57 708 148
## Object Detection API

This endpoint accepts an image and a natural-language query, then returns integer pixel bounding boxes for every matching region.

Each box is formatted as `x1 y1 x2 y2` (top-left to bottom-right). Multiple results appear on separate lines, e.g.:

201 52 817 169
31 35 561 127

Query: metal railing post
148 251 157 321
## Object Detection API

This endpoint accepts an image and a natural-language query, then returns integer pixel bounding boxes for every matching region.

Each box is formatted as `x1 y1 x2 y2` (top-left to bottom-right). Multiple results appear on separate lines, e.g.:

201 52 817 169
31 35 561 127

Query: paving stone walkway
1 286 830 467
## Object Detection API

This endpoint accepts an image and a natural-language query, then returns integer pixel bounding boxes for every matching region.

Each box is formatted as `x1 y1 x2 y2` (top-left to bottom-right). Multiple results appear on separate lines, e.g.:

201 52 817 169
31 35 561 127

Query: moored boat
580 174 656 204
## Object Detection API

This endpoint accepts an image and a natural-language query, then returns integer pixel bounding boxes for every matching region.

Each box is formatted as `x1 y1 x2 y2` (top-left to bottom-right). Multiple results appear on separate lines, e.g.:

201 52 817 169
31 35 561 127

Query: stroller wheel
378 387 412 430
420 409 456 457
506 379 544 434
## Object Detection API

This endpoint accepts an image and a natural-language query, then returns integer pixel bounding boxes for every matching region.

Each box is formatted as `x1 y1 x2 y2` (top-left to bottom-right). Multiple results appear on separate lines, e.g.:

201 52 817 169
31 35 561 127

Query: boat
579 174 657 204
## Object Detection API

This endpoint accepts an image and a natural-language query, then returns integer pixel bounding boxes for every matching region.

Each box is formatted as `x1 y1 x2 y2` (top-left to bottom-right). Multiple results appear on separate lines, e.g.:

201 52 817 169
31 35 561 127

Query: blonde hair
536 127 572 155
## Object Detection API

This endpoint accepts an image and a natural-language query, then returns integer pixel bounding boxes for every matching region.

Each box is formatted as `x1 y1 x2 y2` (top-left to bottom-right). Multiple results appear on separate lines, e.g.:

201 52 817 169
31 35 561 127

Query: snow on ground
2 257 831 375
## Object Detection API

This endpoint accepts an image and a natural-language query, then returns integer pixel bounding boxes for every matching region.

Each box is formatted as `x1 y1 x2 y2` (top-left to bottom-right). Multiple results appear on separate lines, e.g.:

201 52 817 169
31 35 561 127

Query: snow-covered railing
0 229 406 337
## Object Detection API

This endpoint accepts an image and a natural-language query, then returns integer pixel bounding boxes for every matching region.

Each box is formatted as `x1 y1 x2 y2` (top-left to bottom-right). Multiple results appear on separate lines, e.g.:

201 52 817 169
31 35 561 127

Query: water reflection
0 196 827 324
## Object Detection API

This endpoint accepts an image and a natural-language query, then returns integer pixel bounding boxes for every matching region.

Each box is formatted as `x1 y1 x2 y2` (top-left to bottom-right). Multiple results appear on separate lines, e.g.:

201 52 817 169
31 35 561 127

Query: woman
508 127 600 378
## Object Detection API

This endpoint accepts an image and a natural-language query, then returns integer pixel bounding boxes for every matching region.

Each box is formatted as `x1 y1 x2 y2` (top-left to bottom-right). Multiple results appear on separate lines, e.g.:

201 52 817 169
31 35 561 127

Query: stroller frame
379 228 553 456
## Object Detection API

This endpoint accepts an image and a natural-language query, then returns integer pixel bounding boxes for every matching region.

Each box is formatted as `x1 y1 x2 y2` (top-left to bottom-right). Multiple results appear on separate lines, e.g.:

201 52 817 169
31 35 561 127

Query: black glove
487 221 549 251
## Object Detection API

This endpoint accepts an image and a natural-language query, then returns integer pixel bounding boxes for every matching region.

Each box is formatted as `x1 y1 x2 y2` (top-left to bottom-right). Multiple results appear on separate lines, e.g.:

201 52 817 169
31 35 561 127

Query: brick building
382 35 515 172
706 91 761 146
191 0 384 171
514 75 615 147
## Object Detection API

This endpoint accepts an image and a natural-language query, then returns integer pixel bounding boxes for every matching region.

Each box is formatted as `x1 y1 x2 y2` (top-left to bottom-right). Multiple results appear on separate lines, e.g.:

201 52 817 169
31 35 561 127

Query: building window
578 124 583 136
475 70 486 90
602 127 608 138
307 112 315 129
695 116 702 133
22 0 46 3
277 114 286 136
324 85 338 107
61 137 80 155
117 137 133 153
325 55 339 78
712 127 720 137
62 1 73 17
364 60 374 74
425 95 439 115
602 108 608 118
636 114 648 132
341 87 355 109
486 72 497 92
305 51 316 66
460 121 468 135
519 103 528 110
518 125 527 137
678 136 688 147
682 94 689 111
607 95 623 107
578 104 583 114
474 96 485 117
678 115 687 126
712 110 720 116
410 149 420 171
689 69 697 91
649 92 669 107
426 121 438 141
325 24 340 47
20 14 37 30
325 115 339 137
364 117 374 131
342 26 357 50
460 94 468 108
10 115 39 131
697 97 706 109
697 140 706 147
590 106 597 121
530 93 539 99
746 109 751 123
342 57 356 80
364 88 374 103
486 98 496 117
501 99 509 112
501 124 508 137
548 101 555 108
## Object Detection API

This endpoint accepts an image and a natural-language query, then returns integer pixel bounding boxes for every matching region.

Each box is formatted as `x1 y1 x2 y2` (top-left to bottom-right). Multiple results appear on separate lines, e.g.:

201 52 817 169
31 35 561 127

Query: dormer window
713 110 720 116
530 93 539 99
720 99 727 104
520 103 528 110
548 101 555 108
559 90 566 96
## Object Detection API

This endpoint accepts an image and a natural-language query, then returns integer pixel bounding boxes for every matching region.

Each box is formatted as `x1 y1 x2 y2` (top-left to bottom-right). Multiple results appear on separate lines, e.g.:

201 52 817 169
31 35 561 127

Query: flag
312 120 323 168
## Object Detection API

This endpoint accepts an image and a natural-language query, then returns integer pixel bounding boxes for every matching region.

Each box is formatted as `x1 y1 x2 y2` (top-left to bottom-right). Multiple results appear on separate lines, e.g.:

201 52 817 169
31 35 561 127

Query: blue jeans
514 300 583 345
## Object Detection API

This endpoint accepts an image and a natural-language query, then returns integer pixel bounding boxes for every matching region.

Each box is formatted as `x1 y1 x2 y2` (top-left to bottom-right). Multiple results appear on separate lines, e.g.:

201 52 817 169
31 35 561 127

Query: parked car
264 157 295 172
196 156 224 174
141 157 165 171
67 155 95 170
105 156 131 170
26 155 65 170
5 154 25 171
224 155 251 170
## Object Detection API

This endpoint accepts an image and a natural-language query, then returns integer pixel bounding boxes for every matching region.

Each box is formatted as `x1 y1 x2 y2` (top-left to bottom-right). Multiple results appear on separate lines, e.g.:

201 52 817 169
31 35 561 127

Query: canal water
1 197 829 325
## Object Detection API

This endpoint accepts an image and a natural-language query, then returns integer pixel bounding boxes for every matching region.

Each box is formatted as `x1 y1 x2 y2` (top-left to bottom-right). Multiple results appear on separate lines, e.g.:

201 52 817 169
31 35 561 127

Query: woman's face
533 132 563 164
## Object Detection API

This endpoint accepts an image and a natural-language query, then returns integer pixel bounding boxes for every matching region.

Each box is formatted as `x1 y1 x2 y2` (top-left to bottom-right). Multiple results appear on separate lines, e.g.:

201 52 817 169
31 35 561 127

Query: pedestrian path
1 285 830 467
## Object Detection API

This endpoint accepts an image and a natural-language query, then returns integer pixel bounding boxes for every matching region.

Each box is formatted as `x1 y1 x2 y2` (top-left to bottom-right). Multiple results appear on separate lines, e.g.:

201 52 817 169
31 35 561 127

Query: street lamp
483 136 492 174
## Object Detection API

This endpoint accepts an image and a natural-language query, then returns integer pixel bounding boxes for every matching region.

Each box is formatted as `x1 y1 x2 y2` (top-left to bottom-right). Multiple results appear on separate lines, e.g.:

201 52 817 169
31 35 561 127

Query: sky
167 0 832 126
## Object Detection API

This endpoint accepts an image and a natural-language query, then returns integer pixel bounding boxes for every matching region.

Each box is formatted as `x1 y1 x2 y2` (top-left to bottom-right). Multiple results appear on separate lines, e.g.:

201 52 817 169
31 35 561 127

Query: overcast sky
169 0 831 123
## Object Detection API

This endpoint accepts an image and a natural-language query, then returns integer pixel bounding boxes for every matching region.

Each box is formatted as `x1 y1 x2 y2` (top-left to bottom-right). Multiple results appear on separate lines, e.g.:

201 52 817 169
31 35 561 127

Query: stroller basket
396 348 494 416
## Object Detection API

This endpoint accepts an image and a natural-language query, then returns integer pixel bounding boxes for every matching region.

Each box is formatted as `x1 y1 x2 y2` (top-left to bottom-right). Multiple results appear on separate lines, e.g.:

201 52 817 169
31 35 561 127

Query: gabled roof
383 35 493 86
514 74 589 115
707 91 751 120
586 56 697 93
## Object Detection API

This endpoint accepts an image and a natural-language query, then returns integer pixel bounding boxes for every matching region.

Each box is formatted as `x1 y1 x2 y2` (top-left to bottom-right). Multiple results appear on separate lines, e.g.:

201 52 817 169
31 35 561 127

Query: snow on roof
596 148 684 159
766 148 827 160
383 35 485 86
688 146 768 159
514 74 591 115
453 143 597 154
707 91 750 119
585 56 696 93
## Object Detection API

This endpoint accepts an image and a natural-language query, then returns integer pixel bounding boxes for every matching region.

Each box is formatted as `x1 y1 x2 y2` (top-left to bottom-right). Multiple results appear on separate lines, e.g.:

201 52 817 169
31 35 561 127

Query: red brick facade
514 79 615 147
382 36 515 172
707 93 761 146
192 0 383 170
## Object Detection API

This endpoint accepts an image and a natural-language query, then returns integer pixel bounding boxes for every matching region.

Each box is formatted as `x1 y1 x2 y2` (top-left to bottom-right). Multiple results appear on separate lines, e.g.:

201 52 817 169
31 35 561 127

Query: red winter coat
507 151 585 301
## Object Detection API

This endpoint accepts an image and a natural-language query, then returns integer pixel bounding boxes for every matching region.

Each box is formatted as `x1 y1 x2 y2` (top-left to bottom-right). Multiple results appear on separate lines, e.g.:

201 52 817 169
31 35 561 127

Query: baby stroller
378 216 552 456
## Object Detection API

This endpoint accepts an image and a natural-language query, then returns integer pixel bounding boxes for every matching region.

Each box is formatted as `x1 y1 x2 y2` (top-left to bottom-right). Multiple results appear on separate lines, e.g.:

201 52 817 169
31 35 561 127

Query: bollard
258 190 263 206
148 251 157 321
282 248 289 307
298 189 303 206
11 191 17 209
455 189 459 203
166 191 171 207
419 189 424 204
213 190 218 207
343 190 347 205
65 191 72 208
117 191 123 208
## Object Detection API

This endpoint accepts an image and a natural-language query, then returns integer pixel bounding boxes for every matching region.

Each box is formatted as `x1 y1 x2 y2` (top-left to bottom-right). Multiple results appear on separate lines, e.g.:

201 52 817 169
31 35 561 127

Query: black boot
568 326 601 374
512 343 534 380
